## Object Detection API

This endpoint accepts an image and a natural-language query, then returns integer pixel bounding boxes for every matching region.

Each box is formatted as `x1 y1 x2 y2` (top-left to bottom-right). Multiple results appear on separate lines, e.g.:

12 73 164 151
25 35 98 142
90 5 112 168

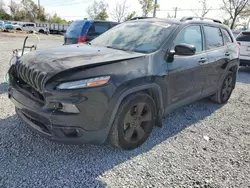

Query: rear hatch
64 20 92 45
237 32 250 57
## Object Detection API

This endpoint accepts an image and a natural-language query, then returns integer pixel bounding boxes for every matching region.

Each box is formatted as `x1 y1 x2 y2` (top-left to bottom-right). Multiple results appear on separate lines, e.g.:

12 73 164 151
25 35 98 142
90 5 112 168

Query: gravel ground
0 32 249 188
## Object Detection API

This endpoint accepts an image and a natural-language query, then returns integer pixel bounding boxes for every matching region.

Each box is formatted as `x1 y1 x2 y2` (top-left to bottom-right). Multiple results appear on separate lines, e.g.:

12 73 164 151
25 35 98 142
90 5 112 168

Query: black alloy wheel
123 102 153 143
221 74 234 102
109 93 156 150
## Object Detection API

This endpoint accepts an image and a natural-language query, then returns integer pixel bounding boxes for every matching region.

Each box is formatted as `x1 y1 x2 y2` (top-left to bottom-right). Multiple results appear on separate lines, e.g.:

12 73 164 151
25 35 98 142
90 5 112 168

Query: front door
167 25 207 109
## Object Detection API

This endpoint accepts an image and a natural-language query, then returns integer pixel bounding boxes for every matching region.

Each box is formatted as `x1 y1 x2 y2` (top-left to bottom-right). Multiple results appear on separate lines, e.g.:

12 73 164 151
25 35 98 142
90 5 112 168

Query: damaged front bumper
8 84 116 144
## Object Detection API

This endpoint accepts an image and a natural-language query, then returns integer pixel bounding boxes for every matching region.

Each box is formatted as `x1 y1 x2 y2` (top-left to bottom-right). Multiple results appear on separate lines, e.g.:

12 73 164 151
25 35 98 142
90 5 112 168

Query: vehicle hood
19 44 145 75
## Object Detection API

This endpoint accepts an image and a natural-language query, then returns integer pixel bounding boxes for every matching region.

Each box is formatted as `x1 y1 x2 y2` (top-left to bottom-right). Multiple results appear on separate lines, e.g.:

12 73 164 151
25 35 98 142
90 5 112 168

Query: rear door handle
198 58 207 64
225 52 230 56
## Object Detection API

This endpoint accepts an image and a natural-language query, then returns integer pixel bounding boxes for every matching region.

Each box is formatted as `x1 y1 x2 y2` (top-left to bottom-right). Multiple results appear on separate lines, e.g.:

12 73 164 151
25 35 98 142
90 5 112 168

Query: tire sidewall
219 72 234 104
114 93 156 150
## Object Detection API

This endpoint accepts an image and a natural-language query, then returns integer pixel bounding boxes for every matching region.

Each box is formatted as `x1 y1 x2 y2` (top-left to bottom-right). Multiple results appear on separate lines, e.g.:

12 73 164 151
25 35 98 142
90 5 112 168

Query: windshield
91 21 176 53
66 20 86 38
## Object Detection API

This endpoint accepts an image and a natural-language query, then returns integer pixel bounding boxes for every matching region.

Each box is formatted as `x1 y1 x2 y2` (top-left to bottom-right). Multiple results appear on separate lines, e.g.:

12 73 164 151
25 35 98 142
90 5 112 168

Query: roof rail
129 17 153 20
180 16 222 24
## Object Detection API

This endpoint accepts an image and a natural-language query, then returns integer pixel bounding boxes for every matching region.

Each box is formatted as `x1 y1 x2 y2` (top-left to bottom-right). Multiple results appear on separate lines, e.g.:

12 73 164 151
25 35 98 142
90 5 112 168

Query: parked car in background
64 20 119 45
236 31 250 66
232 29 242 38
0 21 5 30
8 17 239 150
4 21 13 30
13 22 49 34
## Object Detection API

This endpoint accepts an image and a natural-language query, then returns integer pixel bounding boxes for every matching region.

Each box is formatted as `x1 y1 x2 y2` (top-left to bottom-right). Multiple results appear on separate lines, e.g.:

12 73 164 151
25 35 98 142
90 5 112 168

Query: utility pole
38 0 40 21
174 7 178 18
153 0 158 17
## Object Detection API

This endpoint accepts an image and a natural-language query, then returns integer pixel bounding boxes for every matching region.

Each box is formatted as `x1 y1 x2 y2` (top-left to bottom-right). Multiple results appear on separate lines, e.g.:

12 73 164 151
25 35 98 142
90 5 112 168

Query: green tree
48 13 66 24
124 11 136 21
110 0 129 22
191 0 211 17
138 0 158 17
223 19 231 27
0 9 11 20
95 11 109 20
87 0 109 20
0 0 11 20
222 0 250 29
21 0 47 21
9 1 26 21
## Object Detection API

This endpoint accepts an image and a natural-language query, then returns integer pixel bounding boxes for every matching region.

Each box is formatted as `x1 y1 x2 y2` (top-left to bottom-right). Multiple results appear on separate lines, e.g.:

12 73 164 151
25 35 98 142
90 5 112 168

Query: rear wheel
109 93 156 150
211 71 235 104
39 29 44 34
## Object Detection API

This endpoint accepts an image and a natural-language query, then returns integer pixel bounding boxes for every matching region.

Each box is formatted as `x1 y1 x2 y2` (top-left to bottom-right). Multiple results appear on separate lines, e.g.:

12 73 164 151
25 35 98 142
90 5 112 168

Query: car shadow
0 83 8 94
237 67 250 84
0 99 222 187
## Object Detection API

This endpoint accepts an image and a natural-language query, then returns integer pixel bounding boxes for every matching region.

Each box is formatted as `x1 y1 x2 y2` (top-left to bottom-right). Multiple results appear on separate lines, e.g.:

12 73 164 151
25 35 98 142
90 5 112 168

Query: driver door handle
198 57 207 64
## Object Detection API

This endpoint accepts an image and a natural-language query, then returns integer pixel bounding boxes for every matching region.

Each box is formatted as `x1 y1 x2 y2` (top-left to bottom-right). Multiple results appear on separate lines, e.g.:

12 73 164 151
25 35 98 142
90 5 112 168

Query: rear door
202 25 228 96
86 22 110 41
221 28 238 63
236 32 250 61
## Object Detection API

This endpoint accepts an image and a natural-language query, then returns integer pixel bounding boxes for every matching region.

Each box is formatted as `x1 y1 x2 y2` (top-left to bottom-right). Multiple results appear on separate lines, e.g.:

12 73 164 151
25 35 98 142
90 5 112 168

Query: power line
42 0 90 7
158 8 221 12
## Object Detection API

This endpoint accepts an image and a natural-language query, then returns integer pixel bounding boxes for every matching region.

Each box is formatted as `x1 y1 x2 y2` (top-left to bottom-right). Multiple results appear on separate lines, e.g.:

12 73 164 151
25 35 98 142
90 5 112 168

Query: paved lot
0 32 249 188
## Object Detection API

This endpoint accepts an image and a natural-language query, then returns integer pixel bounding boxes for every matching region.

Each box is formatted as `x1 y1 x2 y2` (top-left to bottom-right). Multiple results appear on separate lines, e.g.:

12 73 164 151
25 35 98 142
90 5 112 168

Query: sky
3 0 225 22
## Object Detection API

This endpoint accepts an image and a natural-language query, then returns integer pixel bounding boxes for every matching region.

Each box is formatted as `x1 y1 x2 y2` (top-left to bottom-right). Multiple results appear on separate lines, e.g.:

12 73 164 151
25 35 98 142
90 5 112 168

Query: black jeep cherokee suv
8 17 239 150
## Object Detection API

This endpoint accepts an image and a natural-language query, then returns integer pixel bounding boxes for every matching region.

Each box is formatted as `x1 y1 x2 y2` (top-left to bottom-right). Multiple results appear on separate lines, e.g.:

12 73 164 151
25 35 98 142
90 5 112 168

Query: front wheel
109 93 156 150
211 71 235 104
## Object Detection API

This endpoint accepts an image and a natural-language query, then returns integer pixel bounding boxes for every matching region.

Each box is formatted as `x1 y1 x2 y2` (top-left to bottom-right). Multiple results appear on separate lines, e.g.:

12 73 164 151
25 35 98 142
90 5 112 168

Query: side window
110 23 119 28
204 26 223 50
221 29 233 44
88 22 110 34
174 26 203 53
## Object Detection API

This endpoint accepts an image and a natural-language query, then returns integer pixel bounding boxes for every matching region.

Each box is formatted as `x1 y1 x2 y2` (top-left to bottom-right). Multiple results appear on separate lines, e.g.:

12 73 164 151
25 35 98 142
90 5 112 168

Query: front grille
18 78 45 102
15 62 48 92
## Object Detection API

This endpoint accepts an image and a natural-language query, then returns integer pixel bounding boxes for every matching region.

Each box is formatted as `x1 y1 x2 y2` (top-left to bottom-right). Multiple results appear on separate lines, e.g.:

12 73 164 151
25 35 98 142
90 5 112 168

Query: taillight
78 35 87 43
237 42 240 56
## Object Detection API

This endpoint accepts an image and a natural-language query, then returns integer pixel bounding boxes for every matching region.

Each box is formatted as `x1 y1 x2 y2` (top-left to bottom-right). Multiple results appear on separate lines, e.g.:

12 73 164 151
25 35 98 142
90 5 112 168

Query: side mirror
174 43 196 56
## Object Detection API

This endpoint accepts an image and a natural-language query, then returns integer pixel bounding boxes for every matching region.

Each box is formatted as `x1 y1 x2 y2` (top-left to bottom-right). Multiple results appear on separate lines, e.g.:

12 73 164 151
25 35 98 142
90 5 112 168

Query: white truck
13 22 49 34
36 23 70 34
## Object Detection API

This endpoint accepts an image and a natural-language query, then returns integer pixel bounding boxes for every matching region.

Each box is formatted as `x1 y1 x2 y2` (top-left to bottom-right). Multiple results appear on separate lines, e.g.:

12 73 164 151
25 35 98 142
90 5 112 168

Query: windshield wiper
106 45 131 52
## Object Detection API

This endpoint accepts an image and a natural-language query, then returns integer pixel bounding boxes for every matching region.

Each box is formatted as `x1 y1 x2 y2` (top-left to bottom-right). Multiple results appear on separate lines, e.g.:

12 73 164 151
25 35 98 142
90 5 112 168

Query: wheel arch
220 60 239 88
107 83 164 131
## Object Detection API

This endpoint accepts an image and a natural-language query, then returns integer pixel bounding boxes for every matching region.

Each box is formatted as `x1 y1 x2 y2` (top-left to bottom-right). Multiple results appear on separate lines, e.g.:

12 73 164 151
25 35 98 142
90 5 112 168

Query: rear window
66 20 86 37
237 32 250 42
204 26 223 50
221 29 233 44
88 22 110 34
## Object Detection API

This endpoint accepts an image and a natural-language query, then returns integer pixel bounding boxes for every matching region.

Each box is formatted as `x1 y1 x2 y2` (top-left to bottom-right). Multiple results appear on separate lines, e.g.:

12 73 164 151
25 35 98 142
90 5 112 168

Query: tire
211 71 235 104
39 29 44 34
109 92 156 150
